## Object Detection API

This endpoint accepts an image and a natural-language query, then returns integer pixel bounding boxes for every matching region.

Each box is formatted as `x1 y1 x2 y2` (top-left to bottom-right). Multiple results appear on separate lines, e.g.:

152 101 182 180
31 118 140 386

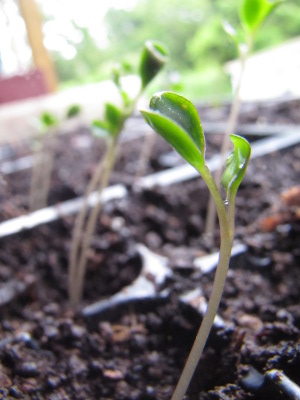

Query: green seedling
29 105 81 212
205 0 282 235
141 91 251 400
68 40 168 304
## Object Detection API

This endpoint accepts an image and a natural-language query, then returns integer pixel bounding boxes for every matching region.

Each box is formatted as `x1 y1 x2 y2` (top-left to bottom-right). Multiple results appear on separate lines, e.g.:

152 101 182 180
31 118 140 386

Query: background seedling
68 40 168 304
141 91 251 400
29 104 81 212
205 0 282 235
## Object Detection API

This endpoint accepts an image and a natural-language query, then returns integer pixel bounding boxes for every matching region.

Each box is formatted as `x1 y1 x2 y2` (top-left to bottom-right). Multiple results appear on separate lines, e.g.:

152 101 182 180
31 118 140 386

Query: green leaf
111 63 122 88
40 112 58 129
105 103 124 136
139 40 168 89
66 104 81 119
150 92 205 155
240 0 282 34
120 89 131 108
141 92 206 170
92 119 110 139
221 134 251 200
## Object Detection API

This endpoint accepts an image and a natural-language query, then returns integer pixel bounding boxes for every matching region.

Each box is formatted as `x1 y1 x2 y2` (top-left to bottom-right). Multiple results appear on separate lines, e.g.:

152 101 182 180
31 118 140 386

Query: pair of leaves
240 0 282 35
93 103 124 139
141 92 251 200
139 40 169 89
38 104 81 134
93 40 168 141
224 0 282 53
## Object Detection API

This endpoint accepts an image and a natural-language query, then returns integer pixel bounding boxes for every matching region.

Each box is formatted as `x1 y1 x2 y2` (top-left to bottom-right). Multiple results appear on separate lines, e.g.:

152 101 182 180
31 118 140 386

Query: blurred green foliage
50 0 300 99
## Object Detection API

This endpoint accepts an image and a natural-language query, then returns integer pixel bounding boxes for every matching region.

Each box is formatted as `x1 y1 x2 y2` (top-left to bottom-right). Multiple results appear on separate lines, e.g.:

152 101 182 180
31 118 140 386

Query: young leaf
221 134 251 200
92 119 110 139
66 104 81 119
240 0 281 34
111 63 122 88
105 103 124 136
139 40 168 89
40 112 58 129
152 92 205 155
141 92 206 170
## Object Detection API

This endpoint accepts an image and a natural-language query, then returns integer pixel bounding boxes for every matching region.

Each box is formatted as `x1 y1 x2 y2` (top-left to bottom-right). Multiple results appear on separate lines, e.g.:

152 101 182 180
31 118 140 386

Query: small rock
130 334 147 350
145 232 162 248
47 375 61 389
69 355 87 376
238 314 264 333
20 377 38 393
70 324 86 339
43 325 59 340
43 302 60 315
103 369 124 380
9 386 23 398
99 322 113 342
147 366 163 380
17 362 40 378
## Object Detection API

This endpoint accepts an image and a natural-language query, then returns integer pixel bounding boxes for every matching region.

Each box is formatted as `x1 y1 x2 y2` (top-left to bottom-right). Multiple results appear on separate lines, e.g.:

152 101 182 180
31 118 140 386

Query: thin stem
68 86 142 303
69 135 118 303
135 129 156 178
171 169 233 400
171 232 232 400
29 148 43 211
29 129 58 211
68 154 106 301
37 146 54 208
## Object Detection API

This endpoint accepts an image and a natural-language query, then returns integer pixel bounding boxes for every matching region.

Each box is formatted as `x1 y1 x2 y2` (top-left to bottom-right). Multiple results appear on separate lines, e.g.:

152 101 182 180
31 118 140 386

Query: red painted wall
0 69 48 105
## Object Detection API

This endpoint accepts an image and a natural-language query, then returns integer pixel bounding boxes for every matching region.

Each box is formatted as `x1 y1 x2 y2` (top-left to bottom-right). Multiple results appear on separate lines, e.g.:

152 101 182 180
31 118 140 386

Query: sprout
206 0 282 235
139 40 169 89
29 105 81 212
239 0 282 36
68 40 168 304
141 91 251 400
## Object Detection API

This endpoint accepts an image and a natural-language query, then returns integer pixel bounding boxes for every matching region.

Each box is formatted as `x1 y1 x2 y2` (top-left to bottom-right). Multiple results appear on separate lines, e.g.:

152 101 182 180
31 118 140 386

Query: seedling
68 40 168 304
29 105 81 212
141 91 251 399
205 0 282 234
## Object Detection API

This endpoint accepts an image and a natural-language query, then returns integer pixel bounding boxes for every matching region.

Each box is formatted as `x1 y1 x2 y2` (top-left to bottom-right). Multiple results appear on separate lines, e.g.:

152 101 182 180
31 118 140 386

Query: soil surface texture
0 98 299 399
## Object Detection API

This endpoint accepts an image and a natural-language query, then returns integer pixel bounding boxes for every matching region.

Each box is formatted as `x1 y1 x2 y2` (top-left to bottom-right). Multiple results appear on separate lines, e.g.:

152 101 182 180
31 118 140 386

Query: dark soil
0 99 300 399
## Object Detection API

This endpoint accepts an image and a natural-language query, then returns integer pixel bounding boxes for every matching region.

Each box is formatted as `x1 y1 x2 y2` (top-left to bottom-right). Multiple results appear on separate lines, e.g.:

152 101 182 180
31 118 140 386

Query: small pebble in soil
111 216 125 231
238 313 264 333
99 321 114 342
42 324 59 341
20 377 39 393
89 360 102 375
42 302 60 315
17 361 40 378
70 324 86 339
103 369 124 380
47 375 61 389
69 354 88 376
9 386 23 398
145 231 163 248
147 366 163 380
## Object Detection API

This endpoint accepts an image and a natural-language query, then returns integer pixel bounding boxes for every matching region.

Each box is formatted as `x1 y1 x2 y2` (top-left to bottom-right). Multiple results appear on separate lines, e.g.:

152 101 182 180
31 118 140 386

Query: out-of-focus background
0 0 300 139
